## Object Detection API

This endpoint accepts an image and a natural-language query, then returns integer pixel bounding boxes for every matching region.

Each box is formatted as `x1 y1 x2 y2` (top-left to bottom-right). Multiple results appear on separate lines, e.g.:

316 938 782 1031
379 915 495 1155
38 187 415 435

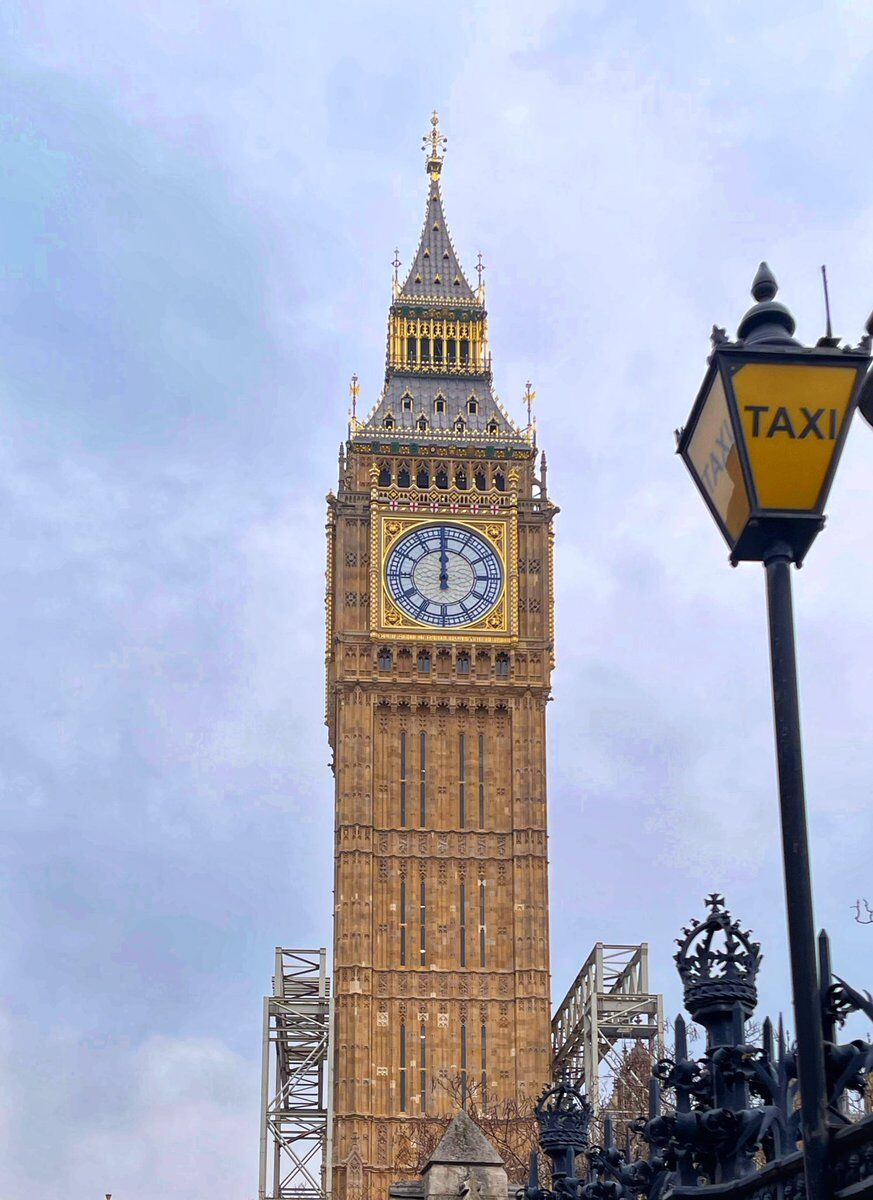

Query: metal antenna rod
821 265 833 340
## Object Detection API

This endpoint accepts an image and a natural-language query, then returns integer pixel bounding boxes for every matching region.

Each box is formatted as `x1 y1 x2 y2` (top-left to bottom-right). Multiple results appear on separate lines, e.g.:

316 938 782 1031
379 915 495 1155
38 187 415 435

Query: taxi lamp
677 263 872 564
675 265 872 1200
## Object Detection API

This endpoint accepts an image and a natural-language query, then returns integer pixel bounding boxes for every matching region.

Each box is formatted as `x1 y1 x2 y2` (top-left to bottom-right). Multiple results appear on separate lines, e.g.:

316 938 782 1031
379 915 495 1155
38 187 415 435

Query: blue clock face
385 524 503 627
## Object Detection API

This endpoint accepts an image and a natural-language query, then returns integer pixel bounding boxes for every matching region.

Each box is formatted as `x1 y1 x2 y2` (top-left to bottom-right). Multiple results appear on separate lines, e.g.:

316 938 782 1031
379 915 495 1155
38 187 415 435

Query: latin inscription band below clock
385 524 503 627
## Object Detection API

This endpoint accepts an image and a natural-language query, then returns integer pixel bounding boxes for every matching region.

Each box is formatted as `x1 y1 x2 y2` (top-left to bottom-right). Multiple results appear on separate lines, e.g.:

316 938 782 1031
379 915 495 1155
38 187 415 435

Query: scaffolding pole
552 943 664 1124
259 948 332 1200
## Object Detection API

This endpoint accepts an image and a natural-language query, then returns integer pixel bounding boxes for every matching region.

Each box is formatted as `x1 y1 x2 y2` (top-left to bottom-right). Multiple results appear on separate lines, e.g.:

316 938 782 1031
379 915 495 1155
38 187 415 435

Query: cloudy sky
2 2 873 1196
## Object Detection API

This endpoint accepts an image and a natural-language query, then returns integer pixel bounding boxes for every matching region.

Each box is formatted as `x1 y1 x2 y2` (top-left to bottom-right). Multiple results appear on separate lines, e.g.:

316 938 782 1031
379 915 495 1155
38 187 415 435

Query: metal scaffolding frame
259 948 333 1200
551 943 664 1121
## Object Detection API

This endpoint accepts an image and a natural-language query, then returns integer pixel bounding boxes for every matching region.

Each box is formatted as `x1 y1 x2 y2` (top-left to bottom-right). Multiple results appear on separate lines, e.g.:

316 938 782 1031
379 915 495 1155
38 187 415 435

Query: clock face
385 524 503 627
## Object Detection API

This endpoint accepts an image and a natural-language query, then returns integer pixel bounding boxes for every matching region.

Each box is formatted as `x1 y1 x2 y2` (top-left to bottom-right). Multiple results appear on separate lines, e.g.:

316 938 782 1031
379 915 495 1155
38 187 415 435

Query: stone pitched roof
423 1110 505 1170
398 174 477 303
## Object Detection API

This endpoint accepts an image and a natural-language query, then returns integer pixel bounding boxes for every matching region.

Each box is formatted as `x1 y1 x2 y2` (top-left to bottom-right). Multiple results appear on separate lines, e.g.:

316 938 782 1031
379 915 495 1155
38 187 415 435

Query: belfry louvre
325 114 557 1200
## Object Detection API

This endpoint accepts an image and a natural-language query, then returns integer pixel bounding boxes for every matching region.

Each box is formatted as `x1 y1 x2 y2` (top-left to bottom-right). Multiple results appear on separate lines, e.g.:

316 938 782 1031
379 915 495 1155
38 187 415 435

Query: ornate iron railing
524 897 873 1200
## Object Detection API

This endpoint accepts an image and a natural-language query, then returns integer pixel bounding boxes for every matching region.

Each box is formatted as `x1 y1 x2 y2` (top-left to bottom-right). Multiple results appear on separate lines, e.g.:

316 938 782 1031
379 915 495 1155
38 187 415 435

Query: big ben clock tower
326 114 556 1200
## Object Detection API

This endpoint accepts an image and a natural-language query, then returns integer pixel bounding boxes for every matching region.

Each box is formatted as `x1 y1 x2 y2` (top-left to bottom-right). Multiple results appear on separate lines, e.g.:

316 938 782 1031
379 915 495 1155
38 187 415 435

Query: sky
1 2 873 1197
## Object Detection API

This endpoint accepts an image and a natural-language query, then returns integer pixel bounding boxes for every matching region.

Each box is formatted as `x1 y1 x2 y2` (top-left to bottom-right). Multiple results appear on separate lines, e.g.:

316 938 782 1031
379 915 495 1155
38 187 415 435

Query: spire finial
349 373 359 418
422 110 447 177
524 381 536 425
476 252 485 290
392 248 401 285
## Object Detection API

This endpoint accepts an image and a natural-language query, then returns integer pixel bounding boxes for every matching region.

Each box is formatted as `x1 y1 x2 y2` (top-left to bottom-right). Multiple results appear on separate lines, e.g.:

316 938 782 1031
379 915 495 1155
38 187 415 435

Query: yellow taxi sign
732 362 858 510
686 370 749 541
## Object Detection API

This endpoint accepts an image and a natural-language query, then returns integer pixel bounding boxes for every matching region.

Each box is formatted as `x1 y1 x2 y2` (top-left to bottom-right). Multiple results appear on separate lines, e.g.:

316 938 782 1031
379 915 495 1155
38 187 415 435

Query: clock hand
439 527 448 590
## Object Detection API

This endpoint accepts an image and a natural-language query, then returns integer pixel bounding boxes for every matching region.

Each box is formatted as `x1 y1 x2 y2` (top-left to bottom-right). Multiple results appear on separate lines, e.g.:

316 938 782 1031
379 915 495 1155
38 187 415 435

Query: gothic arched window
474 469 486 491
447 338 457 364
496 653 510 677
434 395 446 415
416 465 429 489
454 417 466 434
456 652 470 675
378 462 391 487
435 466 449 490
455 468 467 490
406 336 417 364
417 416 429 434
378 647 392 672
494 470 505 492
384 414 395 430
397 465 411 488
487 419 499 436
417 650 431 675
467 398 478 415
402 394 413 411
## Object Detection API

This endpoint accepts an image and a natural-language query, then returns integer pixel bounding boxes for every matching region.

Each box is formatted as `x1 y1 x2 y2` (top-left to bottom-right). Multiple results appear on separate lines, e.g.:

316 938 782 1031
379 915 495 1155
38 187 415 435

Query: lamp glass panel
733 362 857 510
687 370 750 542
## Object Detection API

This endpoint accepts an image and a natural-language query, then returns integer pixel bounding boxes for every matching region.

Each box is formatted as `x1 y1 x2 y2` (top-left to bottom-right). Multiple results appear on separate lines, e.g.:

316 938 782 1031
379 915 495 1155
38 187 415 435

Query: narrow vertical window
420 1023 427 1112
400 879 407 966
479 878 486 967
460 1023 468 1107
478 733 485 827
420 878 427 966
419 731 427 826
480 1022 487 1098
400 731 407 827
458 733 466 827
459 882 466 968
399 1023 407 1111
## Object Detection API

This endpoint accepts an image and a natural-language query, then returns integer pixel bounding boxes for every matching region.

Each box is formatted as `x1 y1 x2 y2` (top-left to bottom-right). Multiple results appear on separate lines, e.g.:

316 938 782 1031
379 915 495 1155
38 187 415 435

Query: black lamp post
676 264 872 1200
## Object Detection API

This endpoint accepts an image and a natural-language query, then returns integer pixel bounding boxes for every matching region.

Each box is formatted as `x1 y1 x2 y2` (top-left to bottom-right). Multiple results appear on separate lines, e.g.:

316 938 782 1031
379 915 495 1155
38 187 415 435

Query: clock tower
326 114 556 1200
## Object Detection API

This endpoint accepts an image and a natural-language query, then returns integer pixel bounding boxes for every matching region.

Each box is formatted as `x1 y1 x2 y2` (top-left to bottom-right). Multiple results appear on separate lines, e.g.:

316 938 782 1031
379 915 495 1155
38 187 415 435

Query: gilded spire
353 117 530 446
422 110 447 177
399 115 476 303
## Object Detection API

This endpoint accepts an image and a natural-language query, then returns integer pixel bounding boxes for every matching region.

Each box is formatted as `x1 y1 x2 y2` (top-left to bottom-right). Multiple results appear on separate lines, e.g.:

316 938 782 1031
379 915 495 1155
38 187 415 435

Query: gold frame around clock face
371 509 517 640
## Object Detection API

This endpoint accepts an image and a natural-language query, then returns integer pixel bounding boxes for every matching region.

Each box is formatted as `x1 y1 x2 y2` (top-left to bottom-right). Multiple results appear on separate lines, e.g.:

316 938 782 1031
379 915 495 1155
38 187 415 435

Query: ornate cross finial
349 373 359 418
422 110 447 176
476 252 485 289
392 248 401 285
524 381 536 425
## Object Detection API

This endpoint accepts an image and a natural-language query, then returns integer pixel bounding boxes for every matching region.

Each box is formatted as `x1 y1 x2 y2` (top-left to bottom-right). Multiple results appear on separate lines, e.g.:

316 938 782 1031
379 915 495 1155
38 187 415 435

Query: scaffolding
259 948 333 1200
551 943 664 1124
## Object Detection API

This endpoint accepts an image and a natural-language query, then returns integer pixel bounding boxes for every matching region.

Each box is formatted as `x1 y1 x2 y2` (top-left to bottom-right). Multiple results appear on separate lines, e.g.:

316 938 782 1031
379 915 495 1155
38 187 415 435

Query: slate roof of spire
363 373 524 442
398 173 477 303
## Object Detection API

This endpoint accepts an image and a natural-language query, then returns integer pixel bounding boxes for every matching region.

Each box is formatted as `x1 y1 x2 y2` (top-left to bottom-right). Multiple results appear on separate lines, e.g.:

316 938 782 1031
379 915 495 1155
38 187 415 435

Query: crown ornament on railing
533 1076 593 1159
675 894 761 1023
